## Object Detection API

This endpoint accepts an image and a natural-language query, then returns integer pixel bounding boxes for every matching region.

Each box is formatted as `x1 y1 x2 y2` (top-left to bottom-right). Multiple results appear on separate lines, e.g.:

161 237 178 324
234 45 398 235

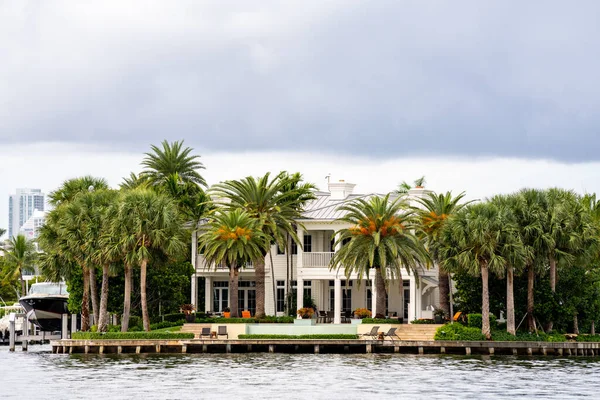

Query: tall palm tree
330 194 429 316
113 189 186 331
0 228 6 238
47 176 109 324
198 209 269 318
490 194 529 335
210 172 308 318
414 191 472 318
2 235 37 297
277 172 316 314
141 140 206 187
441 202 513 339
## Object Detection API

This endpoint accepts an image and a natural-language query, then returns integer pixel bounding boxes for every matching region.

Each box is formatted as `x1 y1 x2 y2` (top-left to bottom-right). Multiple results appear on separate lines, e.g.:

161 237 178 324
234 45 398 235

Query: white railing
303 252 335 268
196 255 253 271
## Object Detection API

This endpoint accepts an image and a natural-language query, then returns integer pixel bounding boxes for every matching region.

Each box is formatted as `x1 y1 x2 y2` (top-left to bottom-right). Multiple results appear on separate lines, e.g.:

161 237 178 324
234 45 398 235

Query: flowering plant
297 307 314 319
353 308 372 319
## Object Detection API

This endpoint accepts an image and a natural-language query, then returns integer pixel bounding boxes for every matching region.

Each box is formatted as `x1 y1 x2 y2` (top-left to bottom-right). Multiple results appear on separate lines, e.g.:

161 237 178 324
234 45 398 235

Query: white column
415 277 422 319
191 273 197 308
297 226 304 269
296 277 304 318
334 232 342 251
205 277 212 313
371 276 377 317
408 277 416 322
334 278 341 324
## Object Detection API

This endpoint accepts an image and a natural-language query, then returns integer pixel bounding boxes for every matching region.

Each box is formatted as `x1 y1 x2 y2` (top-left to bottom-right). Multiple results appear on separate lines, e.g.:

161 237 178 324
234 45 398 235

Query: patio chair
241 310 251 319
326 311 334 324
200 327 211 339
361 326 380 339
383 327 399 341
318 311 327 323
343 310 352 323
217 326 228 339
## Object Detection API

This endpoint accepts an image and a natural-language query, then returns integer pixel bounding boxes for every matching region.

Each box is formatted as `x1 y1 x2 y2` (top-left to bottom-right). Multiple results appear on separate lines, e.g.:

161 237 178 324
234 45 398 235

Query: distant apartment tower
8 188 45 238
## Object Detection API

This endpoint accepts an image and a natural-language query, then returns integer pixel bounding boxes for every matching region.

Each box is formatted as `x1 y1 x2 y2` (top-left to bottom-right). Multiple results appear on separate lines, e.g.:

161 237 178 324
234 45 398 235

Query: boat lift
8 312 70 351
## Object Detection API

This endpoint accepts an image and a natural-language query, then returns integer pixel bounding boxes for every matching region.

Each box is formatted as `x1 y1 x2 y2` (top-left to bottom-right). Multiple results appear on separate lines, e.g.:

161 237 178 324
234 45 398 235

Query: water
1 345 600 399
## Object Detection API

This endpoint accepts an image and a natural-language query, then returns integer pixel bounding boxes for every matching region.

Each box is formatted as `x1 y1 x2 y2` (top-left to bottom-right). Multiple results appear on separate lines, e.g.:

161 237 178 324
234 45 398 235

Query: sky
1 1 600 234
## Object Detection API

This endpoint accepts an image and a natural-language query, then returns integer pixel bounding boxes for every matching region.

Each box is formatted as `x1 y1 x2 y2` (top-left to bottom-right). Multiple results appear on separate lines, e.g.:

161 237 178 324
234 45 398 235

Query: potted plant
353 308 372 319
181 304 196 323
433 307 445 324
297 307 314 319
223 307 231 318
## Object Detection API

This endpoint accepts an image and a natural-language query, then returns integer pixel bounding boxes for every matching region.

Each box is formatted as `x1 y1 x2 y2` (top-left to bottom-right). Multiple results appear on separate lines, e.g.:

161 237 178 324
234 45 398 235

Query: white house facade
190 180 439 324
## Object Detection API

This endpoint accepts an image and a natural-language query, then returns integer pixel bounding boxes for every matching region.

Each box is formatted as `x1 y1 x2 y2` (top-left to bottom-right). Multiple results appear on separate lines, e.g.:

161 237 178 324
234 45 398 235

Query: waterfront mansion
190 180 439 323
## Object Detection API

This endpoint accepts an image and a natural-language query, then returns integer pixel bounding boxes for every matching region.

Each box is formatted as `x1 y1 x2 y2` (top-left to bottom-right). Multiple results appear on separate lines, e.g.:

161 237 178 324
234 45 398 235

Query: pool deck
50 339 600 356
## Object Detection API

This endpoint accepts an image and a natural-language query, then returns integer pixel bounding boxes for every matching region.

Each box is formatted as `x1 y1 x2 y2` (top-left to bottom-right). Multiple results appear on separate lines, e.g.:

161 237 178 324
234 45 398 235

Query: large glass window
212 281 228 312
303 234 312 253
276 280 285 313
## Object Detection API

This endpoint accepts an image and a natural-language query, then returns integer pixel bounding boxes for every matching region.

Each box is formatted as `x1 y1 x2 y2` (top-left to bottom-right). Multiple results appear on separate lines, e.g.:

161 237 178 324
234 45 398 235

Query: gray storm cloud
1 0 599 161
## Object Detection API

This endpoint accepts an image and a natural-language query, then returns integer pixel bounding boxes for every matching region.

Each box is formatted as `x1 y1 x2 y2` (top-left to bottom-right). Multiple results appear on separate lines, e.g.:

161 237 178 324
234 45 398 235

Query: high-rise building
8 188 45 238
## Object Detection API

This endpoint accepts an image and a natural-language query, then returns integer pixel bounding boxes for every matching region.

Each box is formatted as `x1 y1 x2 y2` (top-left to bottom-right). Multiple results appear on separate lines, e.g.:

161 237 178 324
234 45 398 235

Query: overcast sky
1 1 600 234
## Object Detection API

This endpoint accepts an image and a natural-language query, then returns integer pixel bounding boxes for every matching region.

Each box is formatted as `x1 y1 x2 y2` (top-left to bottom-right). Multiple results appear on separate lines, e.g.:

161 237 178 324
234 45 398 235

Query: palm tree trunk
481 261 491 340
19 267 26 297
527 264 535 332
254 256 266 318
269 248 277 314
229 266 240 318
591 321 596 335
89 267 99 326
121 263 132 332
81 266 90 331
97 264 110 332
547 253 557 332
506 265 516 335
285 233 291 315
573 314 579 335
140 258 150 331
438 268 450 318
375 267 387 318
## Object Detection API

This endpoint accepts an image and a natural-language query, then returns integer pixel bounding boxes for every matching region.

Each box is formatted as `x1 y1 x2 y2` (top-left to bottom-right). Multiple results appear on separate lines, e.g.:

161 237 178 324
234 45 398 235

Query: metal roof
300 191 389 221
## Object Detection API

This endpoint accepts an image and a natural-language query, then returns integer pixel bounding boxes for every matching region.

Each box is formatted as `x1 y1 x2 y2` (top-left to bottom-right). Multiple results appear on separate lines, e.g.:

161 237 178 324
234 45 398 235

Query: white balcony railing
303 252 335 268
196 254 253 271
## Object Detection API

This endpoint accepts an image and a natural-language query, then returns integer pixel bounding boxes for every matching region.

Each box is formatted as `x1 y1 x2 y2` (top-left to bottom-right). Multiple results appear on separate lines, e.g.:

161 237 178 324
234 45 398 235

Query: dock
50 339 600 356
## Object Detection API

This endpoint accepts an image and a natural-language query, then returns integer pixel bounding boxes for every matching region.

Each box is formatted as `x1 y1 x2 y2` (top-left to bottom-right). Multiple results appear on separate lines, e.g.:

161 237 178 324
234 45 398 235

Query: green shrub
255 316 295 324
238 334 359 339
467 313 496 329
72 332 194 340
411 319 437 324
363 318 403 324
127 316 143 330
187 316 295 324
150 320 185 330
434 323 486 341
576 334 600 342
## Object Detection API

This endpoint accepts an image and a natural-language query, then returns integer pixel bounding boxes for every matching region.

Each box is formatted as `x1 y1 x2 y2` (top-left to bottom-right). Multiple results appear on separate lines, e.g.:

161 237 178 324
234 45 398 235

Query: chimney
328 180 356 200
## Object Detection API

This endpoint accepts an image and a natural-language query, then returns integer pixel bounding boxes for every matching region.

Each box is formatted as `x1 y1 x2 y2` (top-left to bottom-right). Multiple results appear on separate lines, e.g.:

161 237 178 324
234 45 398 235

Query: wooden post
394 346 400 353
512 348 518 356
182 344 187 354
84 345 89 354
71 314 78 334
541 347 547 356
202 344 208 353
527 348 532 356
489 347 494 355
226 344 231 353
314 345 320 354
366 344 372 354
418 346 424 355
63 346 67 354
136 346 141 354
99 346 104 354
465 347 471 355
62 314 69 339
269 345 275 353
247 345 252 352
118 346 123 354
440 346 445 354
155 345 161 353
9 315 15 352
557 348 563 356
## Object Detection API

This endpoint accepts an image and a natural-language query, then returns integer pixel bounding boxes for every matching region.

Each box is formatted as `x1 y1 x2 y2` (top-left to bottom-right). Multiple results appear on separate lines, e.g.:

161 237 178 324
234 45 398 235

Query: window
276 280 285 313
276 244 285 255
303 234 312 253
277 242 298 254
303 280 312 300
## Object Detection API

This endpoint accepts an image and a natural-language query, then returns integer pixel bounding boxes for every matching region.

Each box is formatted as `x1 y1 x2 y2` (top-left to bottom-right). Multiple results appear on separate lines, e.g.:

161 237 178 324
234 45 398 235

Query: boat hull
19 296 68 332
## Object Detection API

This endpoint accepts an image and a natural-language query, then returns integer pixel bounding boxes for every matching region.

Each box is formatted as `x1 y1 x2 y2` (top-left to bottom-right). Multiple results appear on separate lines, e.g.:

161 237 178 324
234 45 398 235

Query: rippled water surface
2 345 600 399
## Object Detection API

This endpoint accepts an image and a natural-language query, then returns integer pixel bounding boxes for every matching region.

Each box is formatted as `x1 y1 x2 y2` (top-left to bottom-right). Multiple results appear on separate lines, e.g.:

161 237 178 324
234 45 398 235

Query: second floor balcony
303 252 334 268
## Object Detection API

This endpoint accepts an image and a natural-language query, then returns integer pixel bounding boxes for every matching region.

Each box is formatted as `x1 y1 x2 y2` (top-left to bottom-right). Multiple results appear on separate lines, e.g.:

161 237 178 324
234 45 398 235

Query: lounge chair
217 325 228 339
383 327 399 341
200 327 211 339
453 312 462 322
318 311 327 323
361 326 380 339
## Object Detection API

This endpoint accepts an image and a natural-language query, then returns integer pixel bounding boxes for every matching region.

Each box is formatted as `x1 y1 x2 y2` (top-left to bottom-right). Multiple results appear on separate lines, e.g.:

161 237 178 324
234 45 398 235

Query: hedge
362 318 403 324
411 319 437 324
434 323 486 341
238 334 359 339
72 332 194 340
188 316 295 324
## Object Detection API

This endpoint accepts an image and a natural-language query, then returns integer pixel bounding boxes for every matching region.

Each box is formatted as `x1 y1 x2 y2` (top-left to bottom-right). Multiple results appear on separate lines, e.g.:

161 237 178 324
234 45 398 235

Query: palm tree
198 209 269 318
2 235 37 297
113 189 186 331
441 202 513 339
0 228 5 238
120 172 149 190
414 191 472 319
489 194 529 335
330 194 429 316
141 140 206 187
47 176 110 323
210 172 308 318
